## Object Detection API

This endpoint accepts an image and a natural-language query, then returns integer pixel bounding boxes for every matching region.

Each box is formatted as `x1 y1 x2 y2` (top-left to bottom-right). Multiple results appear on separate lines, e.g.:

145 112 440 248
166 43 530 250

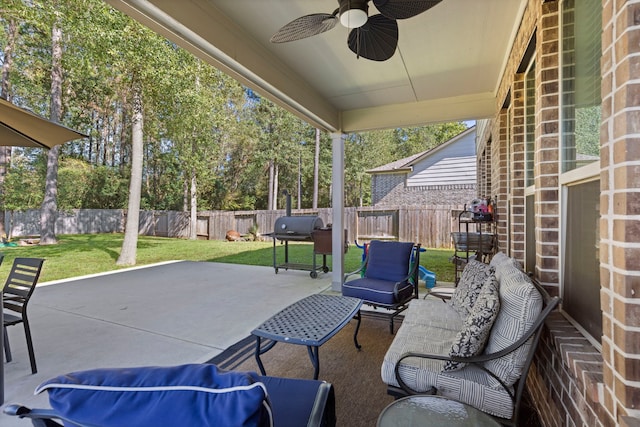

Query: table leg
306 346 320 380
254 336 277 376
353 310 362 350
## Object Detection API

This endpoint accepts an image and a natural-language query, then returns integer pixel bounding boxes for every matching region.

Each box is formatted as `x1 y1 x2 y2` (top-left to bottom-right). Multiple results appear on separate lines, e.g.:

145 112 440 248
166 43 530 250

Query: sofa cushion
483 267 542 386
391 363 517 419
444 274 500 371
35 364 272 427
489 252 523 281
402 298 465 332
450 260 493 317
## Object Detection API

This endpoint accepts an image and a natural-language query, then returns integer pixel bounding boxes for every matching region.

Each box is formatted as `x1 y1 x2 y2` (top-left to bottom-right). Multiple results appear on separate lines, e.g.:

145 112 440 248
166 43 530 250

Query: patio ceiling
105 0 527 133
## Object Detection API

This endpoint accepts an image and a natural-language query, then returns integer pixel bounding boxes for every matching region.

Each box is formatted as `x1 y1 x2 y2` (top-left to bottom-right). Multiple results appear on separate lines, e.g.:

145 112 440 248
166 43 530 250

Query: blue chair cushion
364 241 414 282
35 364 272 427
342 277 414 305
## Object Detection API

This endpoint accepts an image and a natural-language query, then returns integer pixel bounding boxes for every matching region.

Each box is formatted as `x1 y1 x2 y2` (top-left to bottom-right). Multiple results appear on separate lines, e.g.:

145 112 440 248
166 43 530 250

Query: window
560 0 602 345
561 0 602 172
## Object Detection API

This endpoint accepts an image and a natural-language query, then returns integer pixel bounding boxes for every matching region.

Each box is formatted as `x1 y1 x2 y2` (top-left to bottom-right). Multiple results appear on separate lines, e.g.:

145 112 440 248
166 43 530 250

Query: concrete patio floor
1 261 333 426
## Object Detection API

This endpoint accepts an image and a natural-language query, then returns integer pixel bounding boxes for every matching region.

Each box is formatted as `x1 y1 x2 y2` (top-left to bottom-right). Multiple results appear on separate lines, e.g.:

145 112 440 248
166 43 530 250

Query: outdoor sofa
4 364 335 427
381 252 560 426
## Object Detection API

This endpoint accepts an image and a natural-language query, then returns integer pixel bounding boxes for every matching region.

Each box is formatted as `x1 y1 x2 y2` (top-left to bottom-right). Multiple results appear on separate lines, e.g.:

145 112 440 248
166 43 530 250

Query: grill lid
274 215 324 239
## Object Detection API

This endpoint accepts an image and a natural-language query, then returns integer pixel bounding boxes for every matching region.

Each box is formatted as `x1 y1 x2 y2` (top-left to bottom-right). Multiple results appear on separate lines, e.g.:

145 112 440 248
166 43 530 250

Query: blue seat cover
342 277 414 305
364 241 413 282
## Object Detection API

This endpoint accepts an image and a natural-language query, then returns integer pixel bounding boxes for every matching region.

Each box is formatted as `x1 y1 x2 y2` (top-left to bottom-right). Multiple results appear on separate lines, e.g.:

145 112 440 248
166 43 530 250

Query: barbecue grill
268 190 329 278
270 215 326 278
273 215 324 241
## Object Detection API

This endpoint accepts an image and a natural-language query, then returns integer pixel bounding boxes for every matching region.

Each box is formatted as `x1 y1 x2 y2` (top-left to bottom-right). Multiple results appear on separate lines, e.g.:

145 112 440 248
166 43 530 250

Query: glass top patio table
251 294 362 380
377 395 502 427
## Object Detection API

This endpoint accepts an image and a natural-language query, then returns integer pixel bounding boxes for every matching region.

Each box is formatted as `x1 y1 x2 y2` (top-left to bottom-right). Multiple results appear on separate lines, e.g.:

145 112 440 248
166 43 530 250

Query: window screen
563 179 601 340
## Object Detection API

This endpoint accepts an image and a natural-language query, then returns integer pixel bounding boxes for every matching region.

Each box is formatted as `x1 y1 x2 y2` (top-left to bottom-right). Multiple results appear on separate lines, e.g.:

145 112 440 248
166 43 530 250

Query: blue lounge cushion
35 364 272 427
364 241 414 282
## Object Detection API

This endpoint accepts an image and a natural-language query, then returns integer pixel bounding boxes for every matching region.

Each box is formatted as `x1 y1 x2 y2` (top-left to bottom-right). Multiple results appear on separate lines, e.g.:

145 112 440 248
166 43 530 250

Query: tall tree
40 9 63 245
117 87 143 265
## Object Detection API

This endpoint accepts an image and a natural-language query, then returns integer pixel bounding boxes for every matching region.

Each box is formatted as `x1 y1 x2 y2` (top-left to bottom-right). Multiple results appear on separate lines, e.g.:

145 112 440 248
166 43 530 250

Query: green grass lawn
0 234 456 284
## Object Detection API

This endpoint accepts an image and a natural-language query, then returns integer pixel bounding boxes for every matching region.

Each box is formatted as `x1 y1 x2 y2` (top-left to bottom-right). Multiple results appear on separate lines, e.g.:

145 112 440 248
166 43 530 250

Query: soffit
105 0 527 132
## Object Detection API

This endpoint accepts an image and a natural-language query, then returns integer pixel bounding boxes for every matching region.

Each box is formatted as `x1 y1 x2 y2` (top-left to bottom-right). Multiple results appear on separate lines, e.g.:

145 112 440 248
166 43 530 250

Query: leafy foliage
0 0 469 212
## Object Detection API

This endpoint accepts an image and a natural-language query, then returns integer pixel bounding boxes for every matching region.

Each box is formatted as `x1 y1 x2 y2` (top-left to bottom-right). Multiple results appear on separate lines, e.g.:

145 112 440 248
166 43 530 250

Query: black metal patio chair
3 257 45 374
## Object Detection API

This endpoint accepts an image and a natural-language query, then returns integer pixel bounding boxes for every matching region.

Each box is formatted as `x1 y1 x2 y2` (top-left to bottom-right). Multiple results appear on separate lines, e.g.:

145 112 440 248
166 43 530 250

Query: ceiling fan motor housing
339 0 369 28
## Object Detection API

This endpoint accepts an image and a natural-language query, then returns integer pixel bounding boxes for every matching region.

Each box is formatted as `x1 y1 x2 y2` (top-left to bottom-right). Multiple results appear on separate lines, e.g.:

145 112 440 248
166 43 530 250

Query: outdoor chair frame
3 257 45 374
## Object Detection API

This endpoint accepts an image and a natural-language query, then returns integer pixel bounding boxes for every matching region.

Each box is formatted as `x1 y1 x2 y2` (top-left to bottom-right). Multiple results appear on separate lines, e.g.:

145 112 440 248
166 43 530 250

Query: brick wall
511 72 527 261
475 0 640 425
599 0 640 422
529 313 610 427
535 1 561 285
371 172 476 206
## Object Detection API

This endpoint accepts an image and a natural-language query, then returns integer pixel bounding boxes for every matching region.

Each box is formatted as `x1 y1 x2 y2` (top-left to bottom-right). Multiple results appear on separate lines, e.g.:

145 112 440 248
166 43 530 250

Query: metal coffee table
251 294 363 380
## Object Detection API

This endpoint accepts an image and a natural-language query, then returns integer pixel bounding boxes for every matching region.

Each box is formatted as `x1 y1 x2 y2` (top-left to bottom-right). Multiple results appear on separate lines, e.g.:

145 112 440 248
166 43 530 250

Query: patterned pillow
444 274 500 371
450 260 493 317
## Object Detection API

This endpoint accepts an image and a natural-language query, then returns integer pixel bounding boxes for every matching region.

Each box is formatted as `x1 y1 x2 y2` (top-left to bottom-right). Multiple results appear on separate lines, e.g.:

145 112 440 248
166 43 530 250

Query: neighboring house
368 127 477 206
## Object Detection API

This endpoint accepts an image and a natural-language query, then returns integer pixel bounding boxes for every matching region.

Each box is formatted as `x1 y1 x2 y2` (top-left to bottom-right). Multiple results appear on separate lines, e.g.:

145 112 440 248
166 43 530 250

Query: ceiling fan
270 0 443 62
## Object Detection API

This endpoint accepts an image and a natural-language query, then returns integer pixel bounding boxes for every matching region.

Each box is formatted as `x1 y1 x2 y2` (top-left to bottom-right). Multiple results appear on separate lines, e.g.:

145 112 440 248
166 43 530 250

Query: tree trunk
40 22 63 245
313 128 320 209
189 169 197 240
117 89 144 266
183 178 188 211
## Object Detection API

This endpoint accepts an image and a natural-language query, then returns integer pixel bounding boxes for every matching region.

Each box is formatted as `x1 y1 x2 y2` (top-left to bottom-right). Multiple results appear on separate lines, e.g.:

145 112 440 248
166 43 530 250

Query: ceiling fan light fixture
339 0 368 28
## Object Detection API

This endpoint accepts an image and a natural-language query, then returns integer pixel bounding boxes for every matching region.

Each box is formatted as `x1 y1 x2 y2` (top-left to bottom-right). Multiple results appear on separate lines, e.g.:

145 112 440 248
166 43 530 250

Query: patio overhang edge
341 92 496 133
105 0 342 132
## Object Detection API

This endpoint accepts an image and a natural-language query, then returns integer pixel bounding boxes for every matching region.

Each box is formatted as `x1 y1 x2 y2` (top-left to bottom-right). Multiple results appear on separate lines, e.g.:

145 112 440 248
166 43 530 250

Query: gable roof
366 126 476 174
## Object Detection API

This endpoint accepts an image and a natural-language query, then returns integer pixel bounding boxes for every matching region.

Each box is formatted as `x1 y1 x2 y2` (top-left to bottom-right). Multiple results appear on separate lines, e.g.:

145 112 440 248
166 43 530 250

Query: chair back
364 241 414 282
3 257 45 314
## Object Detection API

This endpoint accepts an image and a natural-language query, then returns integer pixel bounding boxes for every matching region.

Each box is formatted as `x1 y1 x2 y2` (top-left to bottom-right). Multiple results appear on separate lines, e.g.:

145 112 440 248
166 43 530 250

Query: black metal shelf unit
451 200 497 284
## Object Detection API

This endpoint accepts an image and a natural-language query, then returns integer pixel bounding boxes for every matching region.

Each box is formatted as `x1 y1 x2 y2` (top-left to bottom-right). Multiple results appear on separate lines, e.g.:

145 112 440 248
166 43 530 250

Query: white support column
331 132 345 292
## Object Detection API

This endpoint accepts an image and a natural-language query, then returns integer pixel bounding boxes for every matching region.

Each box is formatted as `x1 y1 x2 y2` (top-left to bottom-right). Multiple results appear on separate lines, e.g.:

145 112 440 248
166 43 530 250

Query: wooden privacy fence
5 205 463 249
197 205 462 248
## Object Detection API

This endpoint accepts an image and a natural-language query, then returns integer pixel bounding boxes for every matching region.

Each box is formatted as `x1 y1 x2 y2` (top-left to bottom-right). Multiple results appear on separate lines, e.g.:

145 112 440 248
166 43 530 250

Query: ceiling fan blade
373 0 443 20
270 13 338 43
348 14 398 61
